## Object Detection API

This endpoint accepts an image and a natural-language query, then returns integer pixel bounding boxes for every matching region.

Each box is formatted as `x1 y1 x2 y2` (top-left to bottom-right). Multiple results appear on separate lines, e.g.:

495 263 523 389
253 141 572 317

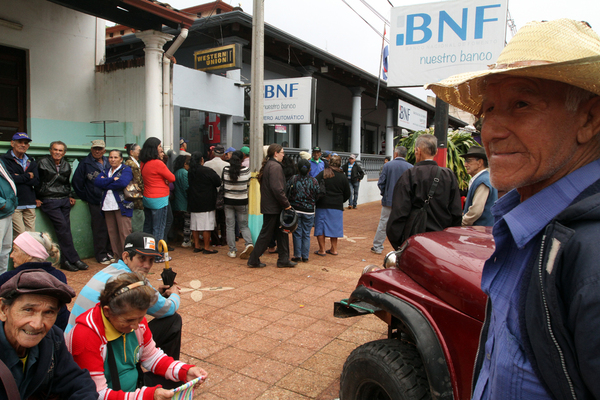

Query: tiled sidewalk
66 200 390 399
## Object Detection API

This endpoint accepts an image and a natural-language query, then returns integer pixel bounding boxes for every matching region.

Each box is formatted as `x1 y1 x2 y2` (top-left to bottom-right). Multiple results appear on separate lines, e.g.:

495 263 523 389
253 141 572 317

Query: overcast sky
167 0 600 100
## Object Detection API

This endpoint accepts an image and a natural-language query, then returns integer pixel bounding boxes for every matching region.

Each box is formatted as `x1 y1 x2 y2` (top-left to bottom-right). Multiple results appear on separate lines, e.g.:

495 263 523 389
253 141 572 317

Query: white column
386 100 395 158
135 30 173 143
349 87 364 159
299 124 311 150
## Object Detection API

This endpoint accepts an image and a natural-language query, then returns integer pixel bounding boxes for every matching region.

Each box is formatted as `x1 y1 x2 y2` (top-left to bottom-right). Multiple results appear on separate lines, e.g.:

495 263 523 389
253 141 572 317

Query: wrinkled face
130 145 140 159
463 157 484 177
10 245 31 267
123 252 154 276
91 147 105 161
11 139 30 158
481 76 585 194
0 294 59 356
108 151 122 168
50 144 66 164
274 149 285 162
103 305 146 334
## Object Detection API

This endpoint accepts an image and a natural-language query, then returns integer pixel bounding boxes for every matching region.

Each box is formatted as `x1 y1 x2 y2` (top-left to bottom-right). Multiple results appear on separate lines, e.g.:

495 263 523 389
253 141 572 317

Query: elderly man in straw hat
459 145 498 226
426 19 600 399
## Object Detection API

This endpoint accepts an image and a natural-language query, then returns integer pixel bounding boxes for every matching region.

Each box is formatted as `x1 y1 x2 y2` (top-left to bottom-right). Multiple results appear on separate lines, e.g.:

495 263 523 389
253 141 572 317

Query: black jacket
474 179 600 400
386 160 462 249
187 164 221 213
72 153 108 205
259 158 290 215
315 169 351 211
36 155 73 199
342 161 365 184
1 150 38 207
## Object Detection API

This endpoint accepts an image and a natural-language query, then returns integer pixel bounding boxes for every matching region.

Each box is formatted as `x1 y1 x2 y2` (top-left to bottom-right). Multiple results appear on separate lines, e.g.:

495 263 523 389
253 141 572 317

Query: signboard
263 77 317 124
194 44 242 72
388 0 507 87
397 99 427 131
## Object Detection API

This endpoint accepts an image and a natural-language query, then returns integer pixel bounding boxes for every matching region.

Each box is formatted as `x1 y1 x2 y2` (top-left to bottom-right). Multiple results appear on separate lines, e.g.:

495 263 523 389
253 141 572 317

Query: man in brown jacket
247 144 296 268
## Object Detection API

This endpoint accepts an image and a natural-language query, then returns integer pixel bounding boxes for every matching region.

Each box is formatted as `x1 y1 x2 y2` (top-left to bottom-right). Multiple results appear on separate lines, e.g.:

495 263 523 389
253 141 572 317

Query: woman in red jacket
139 138 175 262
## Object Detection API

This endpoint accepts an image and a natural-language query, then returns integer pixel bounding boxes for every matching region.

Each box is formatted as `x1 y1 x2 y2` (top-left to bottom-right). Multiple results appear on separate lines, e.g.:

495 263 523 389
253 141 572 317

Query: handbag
317 178 327 200
124 181 142 201
400 167 442 244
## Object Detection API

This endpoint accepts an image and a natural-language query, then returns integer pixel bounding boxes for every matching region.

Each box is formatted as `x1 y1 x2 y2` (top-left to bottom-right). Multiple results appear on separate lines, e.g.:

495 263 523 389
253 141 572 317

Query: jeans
349 180 360 207
224 204 253 252
372 206 391 252
292 213 314 259
144 206 168 242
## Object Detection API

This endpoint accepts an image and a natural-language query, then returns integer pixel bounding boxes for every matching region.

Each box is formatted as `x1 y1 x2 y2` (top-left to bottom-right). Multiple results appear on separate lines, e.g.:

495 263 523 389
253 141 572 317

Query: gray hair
395 146 408 158
565 85 597 112
415 134 437 156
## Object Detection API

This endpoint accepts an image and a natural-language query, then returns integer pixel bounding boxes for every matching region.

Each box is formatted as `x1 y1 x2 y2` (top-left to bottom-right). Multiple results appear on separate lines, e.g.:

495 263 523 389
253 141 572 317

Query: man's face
91 147 105 161
349 158 355 165
463 157 484 177
481 76 594 197
11 139 30 158
123 252 154 276
50 144 66 164
312 151 321 161
0 294 58 356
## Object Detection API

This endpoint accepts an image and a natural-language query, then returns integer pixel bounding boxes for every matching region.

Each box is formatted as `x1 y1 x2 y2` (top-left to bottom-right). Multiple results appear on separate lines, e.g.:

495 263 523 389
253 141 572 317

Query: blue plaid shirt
473 159 600 400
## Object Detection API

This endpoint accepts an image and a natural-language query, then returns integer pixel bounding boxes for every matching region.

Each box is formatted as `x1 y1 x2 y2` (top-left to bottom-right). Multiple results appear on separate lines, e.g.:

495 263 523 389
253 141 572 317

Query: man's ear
576 96 600 145
0 300 9 322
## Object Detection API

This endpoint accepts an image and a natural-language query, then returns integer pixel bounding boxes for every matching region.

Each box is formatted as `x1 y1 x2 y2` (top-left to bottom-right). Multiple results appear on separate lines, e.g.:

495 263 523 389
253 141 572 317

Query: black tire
339 339 431 400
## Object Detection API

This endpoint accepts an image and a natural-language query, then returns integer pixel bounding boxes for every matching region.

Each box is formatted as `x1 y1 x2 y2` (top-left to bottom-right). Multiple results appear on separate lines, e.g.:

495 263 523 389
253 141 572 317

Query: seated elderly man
0 269 96 399
426 19 600 399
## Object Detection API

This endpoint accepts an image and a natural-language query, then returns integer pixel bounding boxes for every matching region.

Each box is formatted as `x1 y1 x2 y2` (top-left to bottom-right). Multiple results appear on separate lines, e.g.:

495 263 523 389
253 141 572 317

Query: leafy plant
398 129 478 190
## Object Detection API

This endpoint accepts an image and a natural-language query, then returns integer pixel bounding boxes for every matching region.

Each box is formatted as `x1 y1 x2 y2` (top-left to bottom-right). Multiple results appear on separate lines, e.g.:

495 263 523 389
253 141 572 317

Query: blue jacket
1 150 38 207
72 153 109 205
0 159 17 219
93 164 134 218
309 158 325 178
462 170 497 226
378 157 413 207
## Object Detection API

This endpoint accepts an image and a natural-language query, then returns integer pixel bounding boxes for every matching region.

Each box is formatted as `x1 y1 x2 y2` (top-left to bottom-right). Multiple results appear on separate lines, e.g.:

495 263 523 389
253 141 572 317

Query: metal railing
283 148 386 179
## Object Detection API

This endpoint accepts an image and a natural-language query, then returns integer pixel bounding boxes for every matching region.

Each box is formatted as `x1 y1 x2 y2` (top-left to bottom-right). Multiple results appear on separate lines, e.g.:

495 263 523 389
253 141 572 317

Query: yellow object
158 240 170 269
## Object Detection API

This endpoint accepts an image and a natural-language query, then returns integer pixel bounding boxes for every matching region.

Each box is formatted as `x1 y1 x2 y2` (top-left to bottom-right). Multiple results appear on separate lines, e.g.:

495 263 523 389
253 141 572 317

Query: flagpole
375 23 386 108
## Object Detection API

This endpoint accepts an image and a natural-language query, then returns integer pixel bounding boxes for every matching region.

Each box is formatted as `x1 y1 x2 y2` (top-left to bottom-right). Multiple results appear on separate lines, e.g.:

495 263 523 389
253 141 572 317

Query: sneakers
181 241 192 248
99 256 112 265
240 244 254 259
227 251 237 258
371 247 382 254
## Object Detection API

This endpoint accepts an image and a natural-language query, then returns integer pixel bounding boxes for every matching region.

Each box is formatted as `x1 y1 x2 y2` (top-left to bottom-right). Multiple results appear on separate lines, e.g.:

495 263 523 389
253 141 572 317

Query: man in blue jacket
0 158 17 273
72 140 113 264
460 146 497 226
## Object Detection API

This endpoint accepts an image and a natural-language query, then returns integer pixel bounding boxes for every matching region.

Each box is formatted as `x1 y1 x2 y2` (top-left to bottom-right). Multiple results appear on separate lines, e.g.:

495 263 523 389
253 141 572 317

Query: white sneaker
240 244 254 259
181 241 192 248
227 251 237 258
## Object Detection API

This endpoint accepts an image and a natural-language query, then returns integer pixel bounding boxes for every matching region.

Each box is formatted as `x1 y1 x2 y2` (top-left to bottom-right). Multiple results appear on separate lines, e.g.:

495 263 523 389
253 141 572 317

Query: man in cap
1 132 39 238
225 147 236 161
386 134 462 250
179 138 190 156
309 146 325 178
342 154 365 209
0 269 97 399
460 146 498 226
240 146 250 168
426 19 600 399
371 146 412 254
322 151 331 169
36 141 88 271
205 145 229 246
72 140 113 264
65 231 182 359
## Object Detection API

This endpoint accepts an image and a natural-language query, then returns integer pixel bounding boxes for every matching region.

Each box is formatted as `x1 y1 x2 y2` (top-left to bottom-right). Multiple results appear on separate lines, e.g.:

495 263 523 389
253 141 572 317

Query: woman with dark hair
124 143 144 232
139 138 175 261
68 272 208 399
222 150 253 259
94 150 134 260
246 143 296 268
286 159 319 262
187 152 221 254
173 155 192 247
314 155 350 256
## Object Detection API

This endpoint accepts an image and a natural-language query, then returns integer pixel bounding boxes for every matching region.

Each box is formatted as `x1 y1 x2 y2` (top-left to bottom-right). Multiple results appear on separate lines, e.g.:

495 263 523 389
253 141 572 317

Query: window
0 45 27 141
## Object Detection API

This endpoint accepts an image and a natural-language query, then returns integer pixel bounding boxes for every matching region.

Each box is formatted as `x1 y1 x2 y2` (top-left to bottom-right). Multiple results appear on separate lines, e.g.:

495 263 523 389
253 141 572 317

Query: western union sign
193 44 241 72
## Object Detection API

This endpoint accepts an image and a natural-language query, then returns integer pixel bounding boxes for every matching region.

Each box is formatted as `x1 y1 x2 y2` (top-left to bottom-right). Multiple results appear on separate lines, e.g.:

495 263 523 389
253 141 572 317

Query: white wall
1 0 100 145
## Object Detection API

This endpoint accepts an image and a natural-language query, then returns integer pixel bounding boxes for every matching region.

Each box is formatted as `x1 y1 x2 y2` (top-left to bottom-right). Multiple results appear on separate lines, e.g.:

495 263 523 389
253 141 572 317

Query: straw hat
425 19 600 116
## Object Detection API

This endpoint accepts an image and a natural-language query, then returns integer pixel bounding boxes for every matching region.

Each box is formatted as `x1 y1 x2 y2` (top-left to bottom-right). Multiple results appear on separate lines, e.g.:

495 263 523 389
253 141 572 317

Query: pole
433 97 449 167
248 0 265 243
375 23 386 108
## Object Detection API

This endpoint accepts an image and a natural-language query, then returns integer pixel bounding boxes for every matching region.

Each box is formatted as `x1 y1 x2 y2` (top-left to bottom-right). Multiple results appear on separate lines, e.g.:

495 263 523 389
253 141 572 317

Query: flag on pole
382 45 389 81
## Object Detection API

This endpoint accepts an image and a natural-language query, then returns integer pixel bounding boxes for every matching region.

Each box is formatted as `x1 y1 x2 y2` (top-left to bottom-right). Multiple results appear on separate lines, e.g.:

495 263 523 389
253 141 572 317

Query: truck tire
339 339 431 400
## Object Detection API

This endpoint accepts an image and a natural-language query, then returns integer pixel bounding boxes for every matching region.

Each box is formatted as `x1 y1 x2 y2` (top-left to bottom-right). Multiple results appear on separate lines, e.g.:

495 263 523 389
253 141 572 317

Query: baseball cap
0 269 76 304
225 147 236 153
179 138 189 145
349 154 356 159
312 146 322 153
322 151 331 157
240 146 250 155
123 232 162 256
213 145 225 155
91 140 106 148
12 132 32 142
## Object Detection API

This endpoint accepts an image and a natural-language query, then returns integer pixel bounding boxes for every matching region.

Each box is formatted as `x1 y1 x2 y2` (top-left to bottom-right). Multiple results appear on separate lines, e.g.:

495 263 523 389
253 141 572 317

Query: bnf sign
388 0 507 87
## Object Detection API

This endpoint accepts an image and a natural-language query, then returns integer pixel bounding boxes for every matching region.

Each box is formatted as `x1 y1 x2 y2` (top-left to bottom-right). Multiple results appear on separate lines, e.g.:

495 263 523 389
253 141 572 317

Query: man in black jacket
36 141 88 272
342 154 364 209
1 132 38 238
386 134 462 250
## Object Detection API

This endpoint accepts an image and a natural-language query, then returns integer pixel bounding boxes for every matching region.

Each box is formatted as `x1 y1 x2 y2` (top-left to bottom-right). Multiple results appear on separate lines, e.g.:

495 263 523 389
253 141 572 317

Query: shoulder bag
401 167 442 244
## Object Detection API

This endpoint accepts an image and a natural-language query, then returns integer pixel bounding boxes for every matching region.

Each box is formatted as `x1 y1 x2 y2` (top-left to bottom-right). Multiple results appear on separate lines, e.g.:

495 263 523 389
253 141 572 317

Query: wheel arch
349 285 454 400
